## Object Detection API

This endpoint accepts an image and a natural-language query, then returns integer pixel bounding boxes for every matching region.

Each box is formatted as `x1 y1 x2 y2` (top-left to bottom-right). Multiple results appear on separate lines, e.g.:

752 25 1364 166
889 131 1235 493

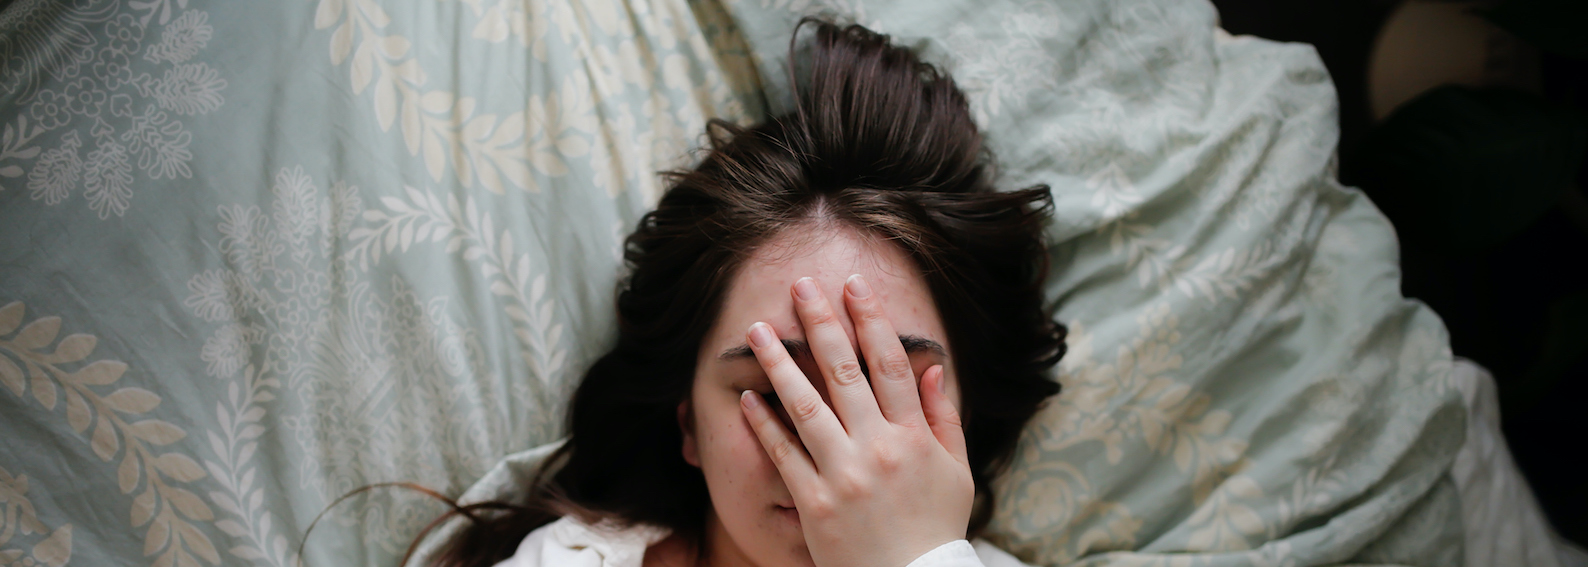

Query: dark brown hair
422 19 1066 567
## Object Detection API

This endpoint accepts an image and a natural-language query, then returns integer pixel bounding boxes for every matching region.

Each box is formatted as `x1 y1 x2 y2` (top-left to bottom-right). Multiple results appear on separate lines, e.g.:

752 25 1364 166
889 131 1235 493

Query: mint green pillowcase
716 1 1465 565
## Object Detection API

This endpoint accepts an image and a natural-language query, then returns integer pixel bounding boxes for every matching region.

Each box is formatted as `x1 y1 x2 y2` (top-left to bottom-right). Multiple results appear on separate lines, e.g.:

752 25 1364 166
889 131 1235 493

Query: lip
776 505 800 524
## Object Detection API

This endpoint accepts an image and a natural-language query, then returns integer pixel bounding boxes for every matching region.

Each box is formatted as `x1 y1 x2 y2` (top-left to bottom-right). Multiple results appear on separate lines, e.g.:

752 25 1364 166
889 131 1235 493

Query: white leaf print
83 135 135 218
150 62 226 115
144 10 212 64
28 131 83 205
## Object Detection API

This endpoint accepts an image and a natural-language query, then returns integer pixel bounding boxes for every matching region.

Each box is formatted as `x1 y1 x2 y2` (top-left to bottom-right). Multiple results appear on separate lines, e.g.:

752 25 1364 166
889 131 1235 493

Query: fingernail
845 274 871 298
741 390 760 409
749 322 774 348
936 367 947 394
793 277 818 301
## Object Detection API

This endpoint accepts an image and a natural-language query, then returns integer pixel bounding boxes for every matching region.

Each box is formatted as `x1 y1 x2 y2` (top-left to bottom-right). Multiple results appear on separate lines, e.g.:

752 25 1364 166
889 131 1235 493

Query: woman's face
681 225 961 567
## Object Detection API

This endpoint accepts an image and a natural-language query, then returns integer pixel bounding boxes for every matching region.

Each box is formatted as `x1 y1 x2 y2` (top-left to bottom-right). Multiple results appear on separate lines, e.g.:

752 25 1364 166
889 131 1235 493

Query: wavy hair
419 19 1067 567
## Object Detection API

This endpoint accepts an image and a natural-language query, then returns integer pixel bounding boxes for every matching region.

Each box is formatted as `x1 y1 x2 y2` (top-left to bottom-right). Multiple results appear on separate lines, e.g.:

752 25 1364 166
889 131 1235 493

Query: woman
426 19 1066 567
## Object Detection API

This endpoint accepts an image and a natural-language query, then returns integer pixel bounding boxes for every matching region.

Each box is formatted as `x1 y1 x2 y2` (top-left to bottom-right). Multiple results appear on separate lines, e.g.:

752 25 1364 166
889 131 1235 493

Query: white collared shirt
492 516 1033 567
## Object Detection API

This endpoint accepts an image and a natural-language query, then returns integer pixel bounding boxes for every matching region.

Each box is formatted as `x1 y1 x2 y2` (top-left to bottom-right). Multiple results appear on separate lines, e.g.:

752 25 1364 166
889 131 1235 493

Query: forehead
704 225 946 353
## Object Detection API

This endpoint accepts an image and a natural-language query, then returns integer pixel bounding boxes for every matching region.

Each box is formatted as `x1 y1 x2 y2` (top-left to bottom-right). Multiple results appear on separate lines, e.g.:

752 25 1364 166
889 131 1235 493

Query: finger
920 366 969 465
844 274 925 426
747 321 849 467
790 277 884 430
741 390 820 489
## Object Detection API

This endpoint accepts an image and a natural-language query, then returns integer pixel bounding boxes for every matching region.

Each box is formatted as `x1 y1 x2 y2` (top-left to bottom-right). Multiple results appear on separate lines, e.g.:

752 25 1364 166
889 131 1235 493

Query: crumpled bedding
719 0 1571 565
0 0 1578 566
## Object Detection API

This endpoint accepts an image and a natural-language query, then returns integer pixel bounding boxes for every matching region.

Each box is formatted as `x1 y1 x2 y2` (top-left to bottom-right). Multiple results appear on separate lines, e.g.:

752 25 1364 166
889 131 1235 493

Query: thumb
920 365 968 465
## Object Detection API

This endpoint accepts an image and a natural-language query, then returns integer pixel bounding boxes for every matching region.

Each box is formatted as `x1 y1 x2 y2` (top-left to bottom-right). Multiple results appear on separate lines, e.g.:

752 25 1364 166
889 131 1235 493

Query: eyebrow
716 334 947 361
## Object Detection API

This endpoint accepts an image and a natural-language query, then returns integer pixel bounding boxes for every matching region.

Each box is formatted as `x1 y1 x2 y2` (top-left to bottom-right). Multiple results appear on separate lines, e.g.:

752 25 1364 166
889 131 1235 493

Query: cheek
696 399 780 484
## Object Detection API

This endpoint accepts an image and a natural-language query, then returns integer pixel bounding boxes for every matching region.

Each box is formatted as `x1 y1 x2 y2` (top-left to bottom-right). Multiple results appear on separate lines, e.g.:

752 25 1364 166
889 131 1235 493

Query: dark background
1210 0 1588 547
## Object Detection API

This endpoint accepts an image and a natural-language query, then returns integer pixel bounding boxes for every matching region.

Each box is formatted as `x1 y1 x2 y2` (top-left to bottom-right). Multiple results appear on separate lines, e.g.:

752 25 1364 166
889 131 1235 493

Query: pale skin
644 226 975 567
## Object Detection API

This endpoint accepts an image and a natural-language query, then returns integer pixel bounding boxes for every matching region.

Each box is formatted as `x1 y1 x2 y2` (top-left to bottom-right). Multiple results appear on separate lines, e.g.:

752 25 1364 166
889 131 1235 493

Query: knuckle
856 302 888 324
876 351 913 380
872 442 903 472
770 357 800 378
831 470 871 498
768 438 798 464
805 494 837 518
830 358 866 386
789 395 825 422
804 306 839 329
755 347 786 369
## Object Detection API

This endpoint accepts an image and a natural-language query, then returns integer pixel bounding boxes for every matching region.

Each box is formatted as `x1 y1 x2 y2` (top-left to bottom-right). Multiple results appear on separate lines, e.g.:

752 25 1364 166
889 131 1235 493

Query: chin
783 544 817 567
763 517 815 567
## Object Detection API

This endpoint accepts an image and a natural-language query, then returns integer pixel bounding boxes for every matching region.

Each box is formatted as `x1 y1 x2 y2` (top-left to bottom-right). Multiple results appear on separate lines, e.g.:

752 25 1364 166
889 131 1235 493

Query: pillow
716 0 1467 565
0 0 1466 565
0 0 759 564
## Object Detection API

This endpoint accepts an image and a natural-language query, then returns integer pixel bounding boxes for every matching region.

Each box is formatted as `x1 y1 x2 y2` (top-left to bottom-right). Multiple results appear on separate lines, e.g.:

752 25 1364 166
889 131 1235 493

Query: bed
0 0 1581 565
